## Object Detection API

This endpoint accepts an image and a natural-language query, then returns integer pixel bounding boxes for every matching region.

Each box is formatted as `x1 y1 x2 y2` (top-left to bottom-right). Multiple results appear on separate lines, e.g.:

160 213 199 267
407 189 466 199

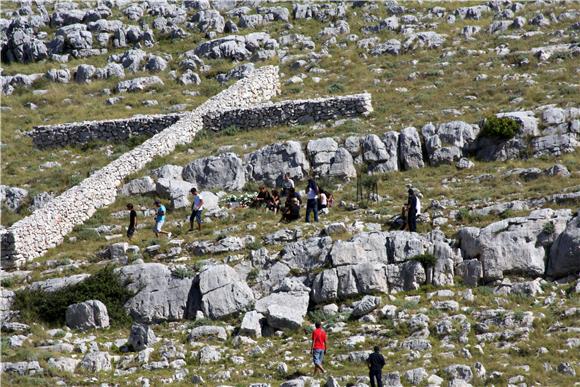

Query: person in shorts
126 203 137 240
189 188 204 232
153 200 171 239
311 321 327 375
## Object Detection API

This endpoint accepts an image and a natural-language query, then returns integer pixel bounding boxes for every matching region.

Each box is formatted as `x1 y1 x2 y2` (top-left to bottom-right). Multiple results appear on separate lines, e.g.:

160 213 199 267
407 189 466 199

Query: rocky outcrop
182 152 246 191
458 209 572 280
199 265 254 319
244 141 310 186
548 214 580 278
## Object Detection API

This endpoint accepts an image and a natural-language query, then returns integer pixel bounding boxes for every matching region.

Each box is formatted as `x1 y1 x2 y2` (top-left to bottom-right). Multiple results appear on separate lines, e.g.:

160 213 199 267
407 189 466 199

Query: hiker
267 189 281 214
311 321 327 376
407 188 418 232
281 172 295 196
280 196 300 223
305 178 319 223
189 188 204 232
126 203 137 240
366 346 386 387
251 185 271 209
153 200 171 239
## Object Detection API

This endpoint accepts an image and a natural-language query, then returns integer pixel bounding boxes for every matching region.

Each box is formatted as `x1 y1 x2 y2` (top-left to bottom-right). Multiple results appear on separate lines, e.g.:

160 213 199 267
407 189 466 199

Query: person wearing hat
153 200 171 239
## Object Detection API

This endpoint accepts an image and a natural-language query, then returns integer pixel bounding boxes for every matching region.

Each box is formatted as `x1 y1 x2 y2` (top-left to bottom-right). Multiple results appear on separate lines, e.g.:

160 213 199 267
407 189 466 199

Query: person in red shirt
311 321 327 375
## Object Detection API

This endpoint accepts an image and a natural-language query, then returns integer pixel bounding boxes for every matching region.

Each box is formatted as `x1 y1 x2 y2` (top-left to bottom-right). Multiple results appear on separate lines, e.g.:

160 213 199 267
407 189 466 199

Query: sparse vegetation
480 116 520 139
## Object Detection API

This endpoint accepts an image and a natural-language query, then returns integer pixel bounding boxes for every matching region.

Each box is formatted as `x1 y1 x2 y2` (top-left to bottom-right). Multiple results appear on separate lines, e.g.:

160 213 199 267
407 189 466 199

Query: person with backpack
366 346 386 387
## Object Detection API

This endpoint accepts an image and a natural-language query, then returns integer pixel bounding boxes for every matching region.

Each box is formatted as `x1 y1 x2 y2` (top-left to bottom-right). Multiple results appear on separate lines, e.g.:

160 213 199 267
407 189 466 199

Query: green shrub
411 253 437 268
542 221 555 235
480 116 519 139
327 83 344 93
13 266 133 327
246 240 263 251
172 266 195 279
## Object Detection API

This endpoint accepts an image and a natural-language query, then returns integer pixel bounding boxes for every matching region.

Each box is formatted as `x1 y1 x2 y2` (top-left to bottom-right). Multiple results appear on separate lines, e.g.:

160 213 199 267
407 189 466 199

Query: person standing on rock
311 321 327 375
126 203 137 240
305 178 319 223
407 188 418 232
153 200 171 239
189 188 204 232
366 346 385 387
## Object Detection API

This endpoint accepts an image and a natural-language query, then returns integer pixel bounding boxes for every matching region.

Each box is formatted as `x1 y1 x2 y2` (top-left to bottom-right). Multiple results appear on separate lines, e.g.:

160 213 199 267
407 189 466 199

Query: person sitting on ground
326 191 335 208
286 187 301 206
153 200 171 239
281 172 295 197
267 189 281 214
126 203 137 240
189 188 204 232
280 197 301 223
251 185 271 209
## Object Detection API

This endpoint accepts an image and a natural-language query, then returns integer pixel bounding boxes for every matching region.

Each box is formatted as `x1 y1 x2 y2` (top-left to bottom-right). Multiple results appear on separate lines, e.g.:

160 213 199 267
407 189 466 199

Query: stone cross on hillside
1 66 373 268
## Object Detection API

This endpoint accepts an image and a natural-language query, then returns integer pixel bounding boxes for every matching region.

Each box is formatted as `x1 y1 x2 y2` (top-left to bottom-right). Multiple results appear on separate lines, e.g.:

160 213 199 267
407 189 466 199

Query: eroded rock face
458 209 572 280
255 291 309 330
116 263 196 323
548 214 580 278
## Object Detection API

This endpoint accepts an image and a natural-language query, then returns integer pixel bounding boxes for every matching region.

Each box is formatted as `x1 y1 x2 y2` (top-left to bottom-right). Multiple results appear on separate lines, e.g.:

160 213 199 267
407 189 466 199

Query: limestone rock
127 323 157 351
182 152 246 191
548 214 580 278
65 300 110 331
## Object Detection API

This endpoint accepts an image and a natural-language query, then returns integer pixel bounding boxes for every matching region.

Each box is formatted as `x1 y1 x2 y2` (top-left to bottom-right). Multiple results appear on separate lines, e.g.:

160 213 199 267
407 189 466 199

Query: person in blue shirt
153 200 171 239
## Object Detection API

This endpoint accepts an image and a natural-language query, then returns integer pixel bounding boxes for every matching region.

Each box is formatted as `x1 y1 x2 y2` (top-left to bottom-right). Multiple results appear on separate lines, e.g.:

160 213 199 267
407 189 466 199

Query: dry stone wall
29 113 185 149
27 93 373 148
1 66 281 268
202 93 372 132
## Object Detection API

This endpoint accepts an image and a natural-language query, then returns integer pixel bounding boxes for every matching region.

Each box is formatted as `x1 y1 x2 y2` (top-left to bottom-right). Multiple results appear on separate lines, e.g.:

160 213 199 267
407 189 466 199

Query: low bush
13 266 133 327
480 116 519 139
411 253 437 268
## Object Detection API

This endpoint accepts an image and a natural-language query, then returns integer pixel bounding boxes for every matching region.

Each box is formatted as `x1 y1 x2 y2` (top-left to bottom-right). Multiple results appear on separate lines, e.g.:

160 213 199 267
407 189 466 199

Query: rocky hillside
1 1 579 386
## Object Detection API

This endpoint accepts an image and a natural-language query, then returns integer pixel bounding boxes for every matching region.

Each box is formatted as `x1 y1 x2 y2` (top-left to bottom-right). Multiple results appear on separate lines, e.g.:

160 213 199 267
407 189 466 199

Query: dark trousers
305 199 318 222
370 369 383 387
408 211 417 232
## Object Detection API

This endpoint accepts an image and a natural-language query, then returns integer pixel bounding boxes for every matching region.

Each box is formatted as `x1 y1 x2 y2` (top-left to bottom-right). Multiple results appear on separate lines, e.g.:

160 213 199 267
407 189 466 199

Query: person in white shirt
189 188 204 231
318 190 328 215
305 178 319 222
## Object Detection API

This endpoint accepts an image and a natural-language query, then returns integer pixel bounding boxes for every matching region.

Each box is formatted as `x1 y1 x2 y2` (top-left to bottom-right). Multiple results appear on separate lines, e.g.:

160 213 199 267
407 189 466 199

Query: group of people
126 187 205 240
249 173 334 224
311 321 386 387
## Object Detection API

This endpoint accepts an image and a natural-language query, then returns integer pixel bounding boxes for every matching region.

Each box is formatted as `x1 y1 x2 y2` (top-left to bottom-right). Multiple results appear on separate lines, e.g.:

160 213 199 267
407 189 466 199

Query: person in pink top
311 321 327 375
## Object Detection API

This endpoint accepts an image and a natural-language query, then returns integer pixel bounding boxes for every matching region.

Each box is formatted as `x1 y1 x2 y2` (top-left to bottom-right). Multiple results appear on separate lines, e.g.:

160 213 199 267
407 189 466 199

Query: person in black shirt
367 346 385 387
126 203 137 240
407 188 418 232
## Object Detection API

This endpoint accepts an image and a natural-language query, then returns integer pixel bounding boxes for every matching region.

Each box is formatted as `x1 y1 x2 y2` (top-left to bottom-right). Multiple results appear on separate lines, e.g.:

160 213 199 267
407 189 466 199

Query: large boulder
307 138 356 179
127 323 156 351
29 274 90 293
155 178 194 209
362 133 399 173
244 141 310 186
115 263 196 323
182 152 246 191
120 176 156 196
0 185 29 212
79 352 111 372
458 209 572 280
255 291 309 330
65 300 109 331
194 33 278 61
548 215 580 278
115 76 164 92
199 265 255 319
398 127 424 170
